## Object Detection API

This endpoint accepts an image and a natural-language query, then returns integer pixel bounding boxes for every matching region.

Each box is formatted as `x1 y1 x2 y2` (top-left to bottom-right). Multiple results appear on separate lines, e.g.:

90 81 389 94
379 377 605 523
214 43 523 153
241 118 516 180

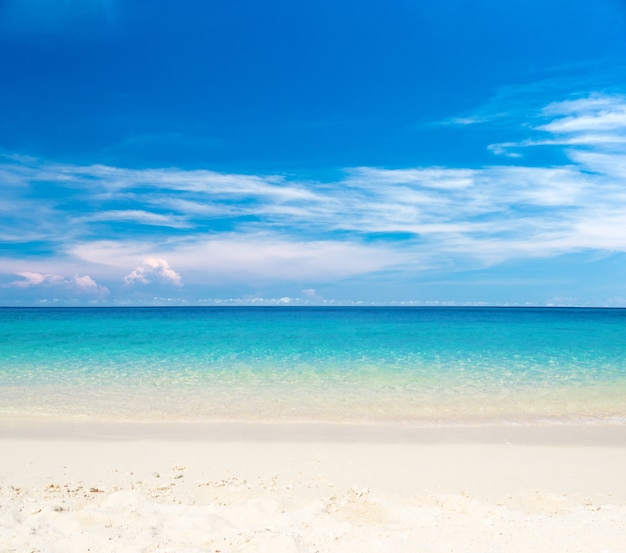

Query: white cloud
490 94 626 156
73 210 192 229
124 258 183 287
446 116 491 126
568 151 626 179
538 96 626 134
81 236 407 286
9 272 109 296
345 167 475 190
3 90 626 299
11 272 64 288
72 274 101 291
301 288 318 298
59 164 319 203
541 94 626 117
539 111 626 134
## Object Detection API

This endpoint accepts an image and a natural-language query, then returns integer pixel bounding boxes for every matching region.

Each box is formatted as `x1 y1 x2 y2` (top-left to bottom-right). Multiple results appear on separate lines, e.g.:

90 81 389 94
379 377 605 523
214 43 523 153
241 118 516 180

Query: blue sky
1 0 626 306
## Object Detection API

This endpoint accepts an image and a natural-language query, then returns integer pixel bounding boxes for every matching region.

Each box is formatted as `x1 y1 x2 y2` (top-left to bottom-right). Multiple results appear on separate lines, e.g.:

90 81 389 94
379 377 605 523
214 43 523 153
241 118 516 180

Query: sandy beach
1 422 625 552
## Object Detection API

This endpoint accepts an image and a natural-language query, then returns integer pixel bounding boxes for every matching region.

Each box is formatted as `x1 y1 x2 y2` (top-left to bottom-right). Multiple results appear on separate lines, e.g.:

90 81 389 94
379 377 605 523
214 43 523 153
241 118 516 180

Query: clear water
1 307 625 423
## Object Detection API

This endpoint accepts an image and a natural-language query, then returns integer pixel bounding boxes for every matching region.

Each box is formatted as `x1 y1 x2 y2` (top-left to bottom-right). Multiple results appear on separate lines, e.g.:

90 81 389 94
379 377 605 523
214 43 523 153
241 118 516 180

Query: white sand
1 422 625 552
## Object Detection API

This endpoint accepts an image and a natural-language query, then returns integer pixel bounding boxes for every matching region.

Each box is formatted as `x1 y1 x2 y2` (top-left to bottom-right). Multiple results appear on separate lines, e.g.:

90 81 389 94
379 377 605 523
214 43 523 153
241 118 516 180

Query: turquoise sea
1 307 625 424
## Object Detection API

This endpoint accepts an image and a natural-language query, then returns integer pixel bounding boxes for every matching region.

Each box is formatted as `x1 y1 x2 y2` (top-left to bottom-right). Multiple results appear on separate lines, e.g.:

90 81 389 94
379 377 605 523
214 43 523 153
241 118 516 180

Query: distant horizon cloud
8 272 109 296
123 258 183 287
301 288 319 299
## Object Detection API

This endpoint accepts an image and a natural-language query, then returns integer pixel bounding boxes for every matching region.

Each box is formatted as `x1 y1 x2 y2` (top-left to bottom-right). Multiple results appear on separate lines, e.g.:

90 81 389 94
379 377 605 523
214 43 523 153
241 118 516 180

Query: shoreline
1 418 626 445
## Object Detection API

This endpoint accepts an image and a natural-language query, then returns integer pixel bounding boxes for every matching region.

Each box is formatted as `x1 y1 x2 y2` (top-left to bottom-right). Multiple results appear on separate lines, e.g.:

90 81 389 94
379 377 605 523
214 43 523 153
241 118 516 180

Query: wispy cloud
490 93 626 155
2 91 626 301
10 272 65 288
74 236 406 285
73 210 193 229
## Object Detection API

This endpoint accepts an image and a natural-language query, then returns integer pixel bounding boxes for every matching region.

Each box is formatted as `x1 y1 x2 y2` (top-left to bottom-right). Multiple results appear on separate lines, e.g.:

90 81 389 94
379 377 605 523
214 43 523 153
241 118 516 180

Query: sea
1 306 625 424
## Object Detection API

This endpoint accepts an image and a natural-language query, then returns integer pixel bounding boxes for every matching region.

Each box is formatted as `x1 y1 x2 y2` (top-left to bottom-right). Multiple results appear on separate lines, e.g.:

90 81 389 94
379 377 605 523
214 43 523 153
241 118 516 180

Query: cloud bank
1 91 626 304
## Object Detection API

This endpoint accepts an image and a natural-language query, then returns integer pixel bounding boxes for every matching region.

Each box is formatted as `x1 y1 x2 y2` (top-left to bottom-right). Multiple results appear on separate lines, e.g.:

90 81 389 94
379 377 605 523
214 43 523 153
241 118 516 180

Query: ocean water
1 306 625 424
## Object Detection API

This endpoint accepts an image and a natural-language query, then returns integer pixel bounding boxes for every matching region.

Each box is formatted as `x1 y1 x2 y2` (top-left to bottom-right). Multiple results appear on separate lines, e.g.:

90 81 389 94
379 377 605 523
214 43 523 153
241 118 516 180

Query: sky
1 0 626 306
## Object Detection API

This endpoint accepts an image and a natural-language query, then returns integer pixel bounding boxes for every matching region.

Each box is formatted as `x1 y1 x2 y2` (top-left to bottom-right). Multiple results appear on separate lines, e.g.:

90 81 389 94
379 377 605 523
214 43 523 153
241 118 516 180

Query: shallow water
1 307 625 423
